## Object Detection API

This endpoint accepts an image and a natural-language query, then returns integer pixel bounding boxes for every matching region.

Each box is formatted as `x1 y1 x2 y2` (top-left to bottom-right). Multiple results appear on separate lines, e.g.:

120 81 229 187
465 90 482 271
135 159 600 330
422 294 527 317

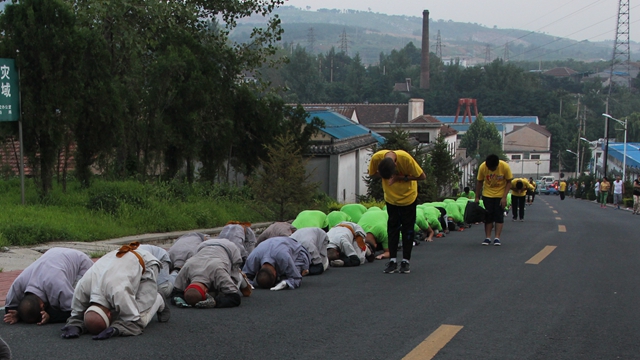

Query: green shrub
624 198 634 207
87 181 149 214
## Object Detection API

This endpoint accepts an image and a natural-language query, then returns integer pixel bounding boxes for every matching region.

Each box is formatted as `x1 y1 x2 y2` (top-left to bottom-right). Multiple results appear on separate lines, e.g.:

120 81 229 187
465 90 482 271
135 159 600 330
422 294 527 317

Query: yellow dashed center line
403 325 464 360
558 225 566 232
555 217 561 220
526 246 557 264
553 210 558 214
549 206 554 209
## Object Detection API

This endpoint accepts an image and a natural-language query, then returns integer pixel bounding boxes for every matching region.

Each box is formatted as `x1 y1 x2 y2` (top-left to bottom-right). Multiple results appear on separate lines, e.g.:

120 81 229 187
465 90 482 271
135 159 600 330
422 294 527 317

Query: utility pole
503 41 509 62
434 30 443 59
307 27 315 53
339 28 349 55
484 44 491 64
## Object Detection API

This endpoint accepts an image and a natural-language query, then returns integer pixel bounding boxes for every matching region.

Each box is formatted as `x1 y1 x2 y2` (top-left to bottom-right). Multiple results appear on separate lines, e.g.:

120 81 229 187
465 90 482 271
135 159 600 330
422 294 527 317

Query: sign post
0 58 24 204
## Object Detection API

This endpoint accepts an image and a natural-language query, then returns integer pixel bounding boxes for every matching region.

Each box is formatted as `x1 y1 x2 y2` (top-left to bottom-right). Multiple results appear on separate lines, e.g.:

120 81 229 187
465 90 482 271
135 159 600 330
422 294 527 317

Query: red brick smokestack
420 10 430 89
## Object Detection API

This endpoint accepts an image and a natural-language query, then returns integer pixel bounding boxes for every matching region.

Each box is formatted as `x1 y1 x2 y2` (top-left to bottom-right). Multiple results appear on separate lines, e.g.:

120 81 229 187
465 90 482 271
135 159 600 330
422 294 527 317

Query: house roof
301 104 409 126
393 82 411 92
439 124 458 137
410 114 441 124
543 67 578 77
605 143 640 170
507 123 552 137
306 110 385 144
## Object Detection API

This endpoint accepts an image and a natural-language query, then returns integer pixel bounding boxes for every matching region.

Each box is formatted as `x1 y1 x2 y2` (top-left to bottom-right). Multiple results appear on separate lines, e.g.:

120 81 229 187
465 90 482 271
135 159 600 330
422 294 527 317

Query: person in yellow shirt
526 177 537 205
368 149 426 274
475 154 513 246
511 178 534 221
559 179 567 200
599 176 611 208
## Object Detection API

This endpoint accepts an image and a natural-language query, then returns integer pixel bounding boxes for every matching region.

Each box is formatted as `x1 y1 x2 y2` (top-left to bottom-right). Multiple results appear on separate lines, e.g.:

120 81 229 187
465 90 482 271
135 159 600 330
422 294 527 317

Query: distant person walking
600 177 610 208
613 175 624 210
594 179 600 203
559 179 567 200
633 175 640 215
475 154 513 246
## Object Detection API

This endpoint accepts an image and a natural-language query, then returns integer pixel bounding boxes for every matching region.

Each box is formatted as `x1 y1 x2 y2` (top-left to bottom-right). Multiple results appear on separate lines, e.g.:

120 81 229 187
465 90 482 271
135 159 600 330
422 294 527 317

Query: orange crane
454 98 478 123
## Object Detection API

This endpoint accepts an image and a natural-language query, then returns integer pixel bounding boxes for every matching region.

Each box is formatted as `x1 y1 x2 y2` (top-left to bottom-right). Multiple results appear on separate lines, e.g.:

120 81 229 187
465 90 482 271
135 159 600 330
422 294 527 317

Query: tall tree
459 114 505 160
429 135 457 197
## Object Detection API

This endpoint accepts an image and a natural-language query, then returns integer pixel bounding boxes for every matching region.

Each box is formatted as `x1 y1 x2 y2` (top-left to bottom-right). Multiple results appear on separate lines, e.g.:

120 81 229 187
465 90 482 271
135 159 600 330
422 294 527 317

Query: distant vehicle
540 184 559 195
540 176 555 185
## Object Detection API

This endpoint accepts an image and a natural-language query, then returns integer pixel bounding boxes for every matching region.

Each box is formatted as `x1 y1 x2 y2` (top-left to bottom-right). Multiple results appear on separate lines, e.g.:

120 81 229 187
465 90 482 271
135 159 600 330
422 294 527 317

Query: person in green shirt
459 186 475 200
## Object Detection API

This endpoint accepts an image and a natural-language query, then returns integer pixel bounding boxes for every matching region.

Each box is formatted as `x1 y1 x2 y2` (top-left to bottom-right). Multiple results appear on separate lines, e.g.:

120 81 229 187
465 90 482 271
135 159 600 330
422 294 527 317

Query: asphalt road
2 195 639 360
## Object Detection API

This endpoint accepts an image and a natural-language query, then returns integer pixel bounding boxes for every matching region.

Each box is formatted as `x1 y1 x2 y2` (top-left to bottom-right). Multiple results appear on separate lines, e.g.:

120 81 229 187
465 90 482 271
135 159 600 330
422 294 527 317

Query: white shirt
613 180 624 194
594 182 600 191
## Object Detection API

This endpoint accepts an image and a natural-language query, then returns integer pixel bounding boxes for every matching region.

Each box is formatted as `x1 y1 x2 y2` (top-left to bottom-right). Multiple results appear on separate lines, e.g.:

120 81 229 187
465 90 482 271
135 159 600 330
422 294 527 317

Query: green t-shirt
340 203 368 223
327 211 351 229
459 190 475 199
291 210 329 230
445 202 463 223
415 208 430 232
357 210 389 249
420 205 443 231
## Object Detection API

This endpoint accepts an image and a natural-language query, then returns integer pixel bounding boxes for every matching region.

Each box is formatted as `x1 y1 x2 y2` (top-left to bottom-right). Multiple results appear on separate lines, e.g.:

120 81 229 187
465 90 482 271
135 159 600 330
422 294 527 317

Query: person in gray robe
168 232 208 272
171 238 248 309
242 236 310 291
218 223 256 262
61 242 169 340
4 247 93 325
256 222 296 245
139 245 174 299
289 227 329 275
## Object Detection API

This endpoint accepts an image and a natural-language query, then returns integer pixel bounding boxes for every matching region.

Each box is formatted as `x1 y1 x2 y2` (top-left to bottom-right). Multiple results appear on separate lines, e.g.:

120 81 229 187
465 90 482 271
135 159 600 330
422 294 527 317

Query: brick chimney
420 10 430 89
408 98 424 122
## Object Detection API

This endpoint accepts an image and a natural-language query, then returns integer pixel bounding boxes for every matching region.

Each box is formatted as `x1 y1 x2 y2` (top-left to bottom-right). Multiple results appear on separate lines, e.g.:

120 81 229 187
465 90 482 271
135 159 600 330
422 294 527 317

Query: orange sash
116 242 146 273
336 223 367 251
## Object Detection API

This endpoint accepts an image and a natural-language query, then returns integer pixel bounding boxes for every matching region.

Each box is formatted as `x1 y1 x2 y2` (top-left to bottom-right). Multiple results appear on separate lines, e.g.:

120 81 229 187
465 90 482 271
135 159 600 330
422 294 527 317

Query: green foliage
429 135 457 197
459 114 505 159
0 178 269 246
249 133 320 221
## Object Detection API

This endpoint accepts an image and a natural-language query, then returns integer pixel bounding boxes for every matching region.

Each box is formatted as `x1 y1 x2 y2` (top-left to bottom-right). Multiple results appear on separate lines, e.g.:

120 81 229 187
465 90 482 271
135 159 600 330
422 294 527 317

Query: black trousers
386 200 417 261
512 195 526 220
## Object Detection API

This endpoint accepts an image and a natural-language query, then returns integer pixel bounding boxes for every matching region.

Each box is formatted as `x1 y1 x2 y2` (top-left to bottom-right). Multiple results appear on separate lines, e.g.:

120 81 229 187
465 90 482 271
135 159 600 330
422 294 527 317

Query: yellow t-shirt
368 150 424 206
600 180 610 192
559 181 567 192
477 160 514 198
511 178 534 196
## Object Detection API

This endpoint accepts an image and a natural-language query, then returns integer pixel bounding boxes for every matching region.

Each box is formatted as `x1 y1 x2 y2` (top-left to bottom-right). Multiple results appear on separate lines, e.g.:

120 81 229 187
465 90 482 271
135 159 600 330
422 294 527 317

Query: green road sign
0 58 20 121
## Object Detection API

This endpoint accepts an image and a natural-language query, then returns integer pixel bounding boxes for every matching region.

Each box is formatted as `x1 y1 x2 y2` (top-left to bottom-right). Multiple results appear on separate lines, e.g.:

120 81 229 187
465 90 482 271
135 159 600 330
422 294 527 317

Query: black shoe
383 261 398 273
399 261 410 274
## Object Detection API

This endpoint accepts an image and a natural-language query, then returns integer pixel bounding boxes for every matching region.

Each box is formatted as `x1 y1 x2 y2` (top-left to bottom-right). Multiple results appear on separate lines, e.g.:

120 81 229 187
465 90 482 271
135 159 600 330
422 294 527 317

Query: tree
429 135 457 197
0 0 81 196
249 133 319 221
459 113 505 160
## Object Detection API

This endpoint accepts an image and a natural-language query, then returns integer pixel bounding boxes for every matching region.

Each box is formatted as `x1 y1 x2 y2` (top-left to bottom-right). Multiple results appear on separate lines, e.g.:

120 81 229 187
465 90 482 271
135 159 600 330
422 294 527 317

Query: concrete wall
504 127 549 152
506 152 551 178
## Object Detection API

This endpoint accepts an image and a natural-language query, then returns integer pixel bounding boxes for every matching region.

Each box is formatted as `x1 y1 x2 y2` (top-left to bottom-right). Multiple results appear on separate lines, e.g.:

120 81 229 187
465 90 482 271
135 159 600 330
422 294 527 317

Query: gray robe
5 247 93 312
177 239 244 295
168 232 208 269
242 236 310 289
256 222 296 245
289 227 329 270
66 248 161 336
139 245 173 298
218 224 256 260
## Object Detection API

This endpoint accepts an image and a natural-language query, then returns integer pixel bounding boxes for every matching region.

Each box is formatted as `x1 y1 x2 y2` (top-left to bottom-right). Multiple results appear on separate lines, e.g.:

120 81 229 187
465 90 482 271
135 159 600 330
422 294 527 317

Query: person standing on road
613 175 624 210
526 177 536 205
633 175 640 214
594 179 600 203
559 179 567 200
475 154 513 246
368 149 426 274
511 178 533 221
600 177 610 208
4 247 94 326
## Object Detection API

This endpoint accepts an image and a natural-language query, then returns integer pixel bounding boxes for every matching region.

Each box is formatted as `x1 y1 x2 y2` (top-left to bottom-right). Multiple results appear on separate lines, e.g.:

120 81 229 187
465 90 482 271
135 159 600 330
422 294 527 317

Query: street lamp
602 114 627 181
535 160 541 179
566 149 578 178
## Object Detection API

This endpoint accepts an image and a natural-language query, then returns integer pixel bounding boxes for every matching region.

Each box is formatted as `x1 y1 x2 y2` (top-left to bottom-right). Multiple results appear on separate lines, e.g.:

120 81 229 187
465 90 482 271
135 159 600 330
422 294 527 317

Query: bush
624 198 634 207
87 181 149 214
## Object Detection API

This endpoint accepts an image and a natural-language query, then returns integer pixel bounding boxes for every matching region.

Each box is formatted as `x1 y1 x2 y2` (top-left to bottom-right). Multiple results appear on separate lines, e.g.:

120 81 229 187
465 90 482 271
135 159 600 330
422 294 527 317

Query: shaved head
184 283 207 306
18 294 43 324
256 264 276 289
84 305 111 335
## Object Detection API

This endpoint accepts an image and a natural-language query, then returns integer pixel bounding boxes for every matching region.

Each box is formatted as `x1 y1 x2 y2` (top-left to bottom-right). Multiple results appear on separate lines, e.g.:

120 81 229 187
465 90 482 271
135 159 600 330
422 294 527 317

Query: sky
284 0 638 43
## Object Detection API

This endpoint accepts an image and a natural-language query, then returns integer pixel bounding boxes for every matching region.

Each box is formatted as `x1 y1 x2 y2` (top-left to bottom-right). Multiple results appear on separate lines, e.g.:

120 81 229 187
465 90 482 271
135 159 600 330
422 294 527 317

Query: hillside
231 6 622 65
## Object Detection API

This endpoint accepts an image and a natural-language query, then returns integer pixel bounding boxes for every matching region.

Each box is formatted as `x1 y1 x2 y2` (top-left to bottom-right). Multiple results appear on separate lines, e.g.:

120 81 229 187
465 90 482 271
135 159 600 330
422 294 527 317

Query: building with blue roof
304 110 384 202
596 142 640 179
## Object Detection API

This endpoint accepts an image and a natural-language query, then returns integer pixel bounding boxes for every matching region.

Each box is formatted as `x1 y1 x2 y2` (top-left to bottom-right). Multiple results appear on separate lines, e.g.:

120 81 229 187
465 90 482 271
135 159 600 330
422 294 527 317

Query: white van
539 176 555 185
